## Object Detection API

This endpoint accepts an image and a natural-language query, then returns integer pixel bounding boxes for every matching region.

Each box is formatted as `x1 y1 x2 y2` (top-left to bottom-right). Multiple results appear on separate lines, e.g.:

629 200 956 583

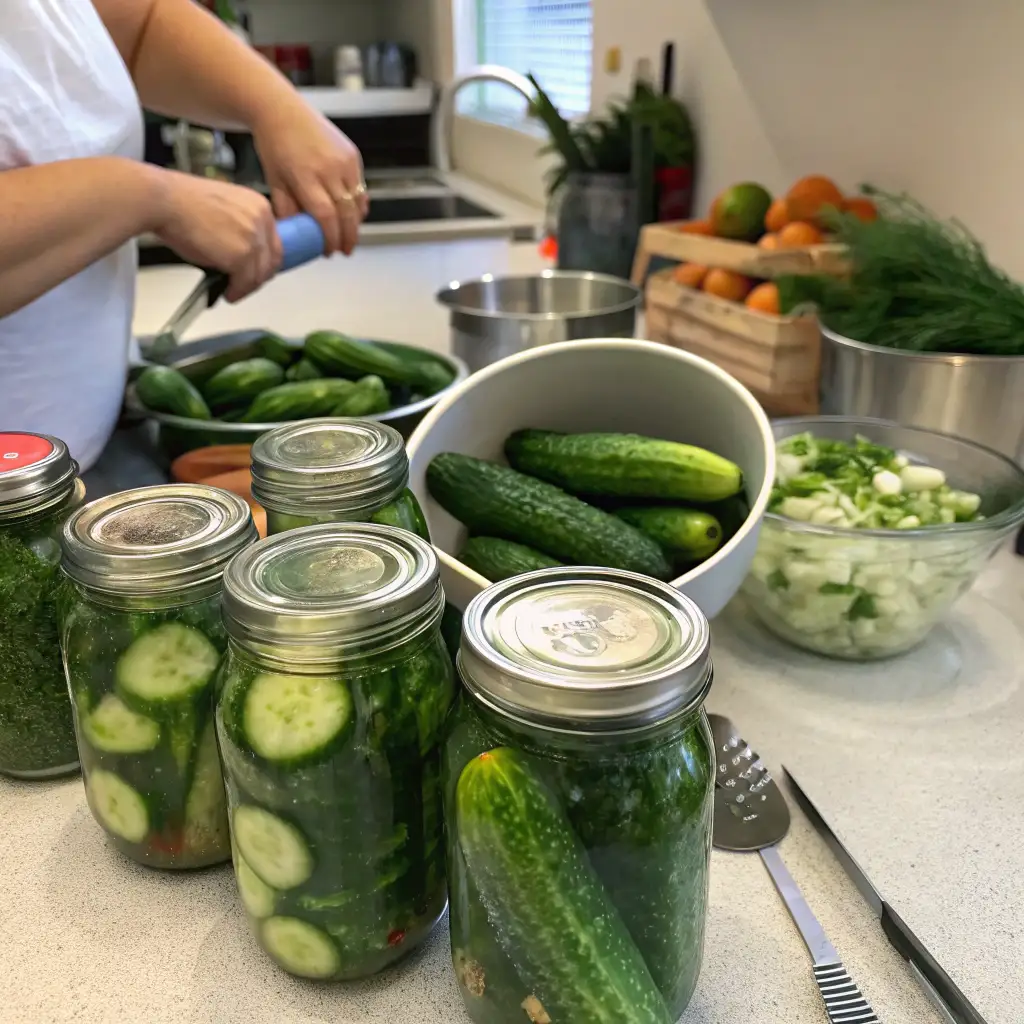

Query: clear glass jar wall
59 485 257 868
443 568 715 1024
216 523 454 980
0 433 84 779
250 419 430 540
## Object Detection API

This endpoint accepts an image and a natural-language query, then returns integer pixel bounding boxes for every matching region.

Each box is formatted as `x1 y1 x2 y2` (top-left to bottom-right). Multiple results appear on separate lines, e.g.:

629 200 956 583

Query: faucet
432 65 537 174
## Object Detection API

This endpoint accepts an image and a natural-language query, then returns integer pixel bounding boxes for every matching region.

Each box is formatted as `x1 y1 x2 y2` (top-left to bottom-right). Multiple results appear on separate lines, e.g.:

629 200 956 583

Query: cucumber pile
443 697 714 1023
215 632 455 981
61 598 231 868
134 331 456 425
427 429 747 582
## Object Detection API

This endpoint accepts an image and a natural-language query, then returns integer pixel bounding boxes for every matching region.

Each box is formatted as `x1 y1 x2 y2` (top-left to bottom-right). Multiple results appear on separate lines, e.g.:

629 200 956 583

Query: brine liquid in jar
217 522 454 981
250 418 429 539
444 567 715 1024
0 433 84 779
60 484 257 868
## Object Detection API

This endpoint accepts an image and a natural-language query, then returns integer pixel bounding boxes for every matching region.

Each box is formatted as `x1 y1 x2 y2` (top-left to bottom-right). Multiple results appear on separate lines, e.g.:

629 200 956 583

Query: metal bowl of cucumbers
743 415 1024 660
126 329 469 461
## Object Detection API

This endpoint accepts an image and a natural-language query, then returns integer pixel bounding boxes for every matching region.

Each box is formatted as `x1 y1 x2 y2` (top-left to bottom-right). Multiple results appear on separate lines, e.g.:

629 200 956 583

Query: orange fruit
745 282 781 315
672 263 709 289
785 175 844 225
702 268 753 303
677 219 714 236
764 198 790 233
778 221 824 248
843 196 879 223
758 232 781 251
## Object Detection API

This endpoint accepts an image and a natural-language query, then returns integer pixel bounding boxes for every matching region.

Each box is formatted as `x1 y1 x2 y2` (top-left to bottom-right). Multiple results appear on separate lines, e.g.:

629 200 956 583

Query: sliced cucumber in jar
81 695 161 754
87 769 149 843
116 623 220 706
242 673 352 764
184 723 228 856
260 916 340 979
233 805 313 890
236 854 277 919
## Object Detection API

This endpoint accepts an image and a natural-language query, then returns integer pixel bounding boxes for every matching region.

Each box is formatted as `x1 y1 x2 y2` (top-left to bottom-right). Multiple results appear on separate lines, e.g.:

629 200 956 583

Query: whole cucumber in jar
59 485 258 868
216 524 454 981
443 568 715 1024
0 434 84 779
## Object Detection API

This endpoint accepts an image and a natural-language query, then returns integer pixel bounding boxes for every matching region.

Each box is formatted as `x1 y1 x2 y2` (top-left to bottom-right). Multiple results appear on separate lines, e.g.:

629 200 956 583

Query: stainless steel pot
436 271 641 373
819 325 1024 463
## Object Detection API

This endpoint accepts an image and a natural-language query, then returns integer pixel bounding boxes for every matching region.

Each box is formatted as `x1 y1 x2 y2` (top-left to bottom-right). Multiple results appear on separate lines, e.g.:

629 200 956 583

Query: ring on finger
353 182 367 198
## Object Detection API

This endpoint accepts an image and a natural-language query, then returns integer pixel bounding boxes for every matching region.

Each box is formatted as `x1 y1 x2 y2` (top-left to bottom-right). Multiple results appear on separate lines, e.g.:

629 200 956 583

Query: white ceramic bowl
406 339 776 617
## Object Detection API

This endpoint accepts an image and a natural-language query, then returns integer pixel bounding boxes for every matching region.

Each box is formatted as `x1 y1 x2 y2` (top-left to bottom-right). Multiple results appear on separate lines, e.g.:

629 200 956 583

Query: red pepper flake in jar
387 929 406 947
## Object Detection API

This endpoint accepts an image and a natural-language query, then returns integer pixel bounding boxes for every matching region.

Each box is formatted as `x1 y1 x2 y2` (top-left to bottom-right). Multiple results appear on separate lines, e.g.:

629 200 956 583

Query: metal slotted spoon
709 713 880 1024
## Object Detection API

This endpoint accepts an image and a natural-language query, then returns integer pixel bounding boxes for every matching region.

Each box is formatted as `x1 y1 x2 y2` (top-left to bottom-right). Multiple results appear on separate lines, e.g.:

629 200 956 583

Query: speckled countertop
6 543 1020 1023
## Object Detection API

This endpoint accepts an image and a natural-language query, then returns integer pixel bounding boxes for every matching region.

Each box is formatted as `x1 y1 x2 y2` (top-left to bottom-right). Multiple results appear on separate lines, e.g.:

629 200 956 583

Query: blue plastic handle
277 214 326 272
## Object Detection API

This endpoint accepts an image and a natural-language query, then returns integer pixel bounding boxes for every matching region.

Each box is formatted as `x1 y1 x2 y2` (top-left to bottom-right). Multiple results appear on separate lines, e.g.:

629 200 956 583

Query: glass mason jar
59 484 257 868
444 568 715 1024
250 419 429 540
0 433 84 779
216 522 455 981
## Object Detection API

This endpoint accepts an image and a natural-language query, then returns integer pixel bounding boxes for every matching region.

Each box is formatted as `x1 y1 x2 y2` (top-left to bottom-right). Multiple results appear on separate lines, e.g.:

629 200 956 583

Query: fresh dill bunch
777 187 1024 355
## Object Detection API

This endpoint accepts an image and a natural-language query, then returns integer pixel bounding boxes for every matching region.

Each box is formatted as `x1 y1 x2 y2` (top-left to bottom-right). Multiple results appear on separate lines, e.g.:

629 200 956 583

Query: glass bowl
743 416 1024 660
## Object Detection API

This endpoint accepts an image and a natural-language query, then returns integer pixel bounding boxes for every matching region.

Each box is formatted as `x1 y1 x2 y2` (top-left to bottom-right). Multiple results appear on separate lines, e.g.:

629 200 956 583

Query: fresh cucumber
260 916 340 979
242 672 352 765
614 507 724 563
505 429 744 503
183 722 228 857
202 358 284 411
241 379 357 423
330 374 391 416
256 332 299 367
456 748 671 1024
459 537 561 582
87 768 149 843
233 804 314 890
81 694 161 754
305 331 454 394
135 366 212 421
285 358 324 382
427 454 672 580
236 853 277 919
115 622 220 707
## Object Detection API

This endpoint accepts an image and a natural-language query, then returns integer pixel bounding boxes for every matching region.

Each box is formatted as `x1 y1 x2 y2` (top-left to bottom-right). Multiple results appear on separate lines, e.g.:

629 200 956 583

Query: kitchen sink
364 195 498 223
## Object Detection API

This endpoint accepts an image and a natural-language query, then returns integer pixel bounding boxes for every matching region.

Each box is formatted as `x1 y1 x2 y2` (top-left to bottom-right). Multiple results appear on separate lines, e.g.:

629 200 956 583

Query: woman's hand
152 171 283 303
252 101 368 257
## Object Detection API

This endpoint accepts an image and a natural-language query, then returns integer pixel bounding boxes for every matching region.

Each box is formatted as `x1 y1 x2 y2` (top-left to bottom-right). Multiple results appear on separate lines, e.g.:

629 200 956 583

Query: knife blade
783 768 988 1024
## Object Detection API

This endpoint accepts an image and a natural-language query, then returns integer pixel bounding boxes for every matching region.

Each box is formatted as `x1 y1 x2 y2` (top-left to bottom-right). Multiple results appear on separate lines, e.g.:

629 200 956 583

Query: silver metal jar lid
221 522 443 661
250 419 408 516
459 567 712 731
0 432 79 515
61 484 257 595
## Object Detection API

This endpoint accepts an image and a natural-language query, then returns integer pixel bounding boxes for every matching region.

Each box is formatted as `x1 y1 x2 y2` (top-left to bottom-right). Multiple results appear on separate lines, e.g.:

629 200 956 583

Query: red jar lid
0 432 77 510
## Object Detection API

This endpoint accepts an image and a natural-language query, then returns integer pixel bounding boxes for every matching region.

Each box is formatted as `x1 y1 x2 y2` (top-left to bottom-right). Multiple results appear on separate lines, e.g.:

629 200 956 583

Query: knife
143 213 326 362
783 768 988 1024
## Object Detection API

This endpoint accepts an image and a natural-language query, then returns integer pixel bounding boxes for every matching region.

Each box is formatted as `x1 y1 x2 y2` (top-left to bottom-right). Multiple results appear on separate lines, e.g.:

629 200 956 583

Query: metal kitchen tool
709 714 879 1024
142 213 326 363
784 769 987 1024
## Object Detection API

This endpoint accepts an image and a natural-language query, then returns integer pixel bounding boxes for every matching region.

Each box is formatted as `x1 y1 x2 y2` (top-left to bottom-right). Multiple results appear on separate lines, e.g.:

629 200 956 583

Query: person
0 0 369 470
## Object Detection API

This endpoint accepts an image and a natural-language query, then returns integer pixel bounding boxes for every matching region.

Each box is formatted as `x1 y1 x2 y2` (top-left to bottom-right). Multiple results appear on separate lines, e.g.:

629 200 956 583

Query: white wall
446 0 1024 276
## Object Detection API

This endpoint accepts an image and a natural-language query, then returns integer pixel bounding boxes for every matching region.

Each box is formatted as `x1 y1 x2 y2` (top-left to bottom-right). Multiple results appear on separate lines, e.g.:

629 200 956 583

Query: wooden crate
631 221 849 283
644 269 820 415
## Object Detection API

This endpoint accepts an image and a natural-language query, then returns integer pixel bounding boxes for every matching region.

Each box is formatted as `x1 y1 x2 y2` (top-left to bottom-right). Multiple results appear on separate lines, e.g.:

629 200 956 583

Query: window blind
465 0 593 120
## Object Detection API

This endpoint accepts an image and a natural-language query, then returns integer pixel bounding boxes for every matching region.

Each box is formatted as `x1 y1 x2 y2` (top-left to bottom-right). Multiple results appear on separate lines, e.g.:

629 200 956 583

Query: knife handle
813 962 879 1023
880 902 987 1024
278 213 326 272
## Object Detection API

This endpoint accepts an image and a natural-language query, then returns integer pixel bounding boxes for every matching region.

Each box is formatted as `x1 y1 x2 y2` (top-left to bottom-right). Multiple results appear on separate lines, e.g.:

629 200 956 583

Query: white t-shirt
0 0 144 471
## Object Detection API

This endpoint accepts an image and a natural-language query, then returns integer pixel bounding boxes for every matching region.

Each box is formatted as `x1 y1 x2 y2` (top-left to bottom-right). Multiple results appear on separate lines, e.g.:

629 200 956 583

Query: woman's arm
0 160 281 318
94 0 367 255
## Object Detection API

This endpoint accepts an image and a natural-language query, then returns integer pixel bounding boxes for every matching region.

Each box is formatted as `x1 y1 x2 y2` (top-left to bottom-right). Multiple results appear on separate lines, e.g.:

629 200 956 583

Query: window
458 0 593 123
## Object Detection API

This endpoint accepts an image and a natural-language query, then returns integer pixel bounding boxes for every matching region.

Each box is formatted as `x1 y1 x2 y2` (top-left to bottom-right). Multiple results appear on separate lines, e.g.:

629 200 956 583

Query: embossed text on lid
250 419 408 515
61 484 257 594
221 522 442 660
460 567 711 730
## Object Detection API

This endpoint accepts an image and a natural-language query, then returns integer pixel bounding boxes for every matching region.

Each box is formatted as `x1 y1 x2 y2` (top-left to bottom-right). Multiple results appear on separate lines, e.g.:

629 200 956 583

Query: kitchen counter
4 238 1018 1023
